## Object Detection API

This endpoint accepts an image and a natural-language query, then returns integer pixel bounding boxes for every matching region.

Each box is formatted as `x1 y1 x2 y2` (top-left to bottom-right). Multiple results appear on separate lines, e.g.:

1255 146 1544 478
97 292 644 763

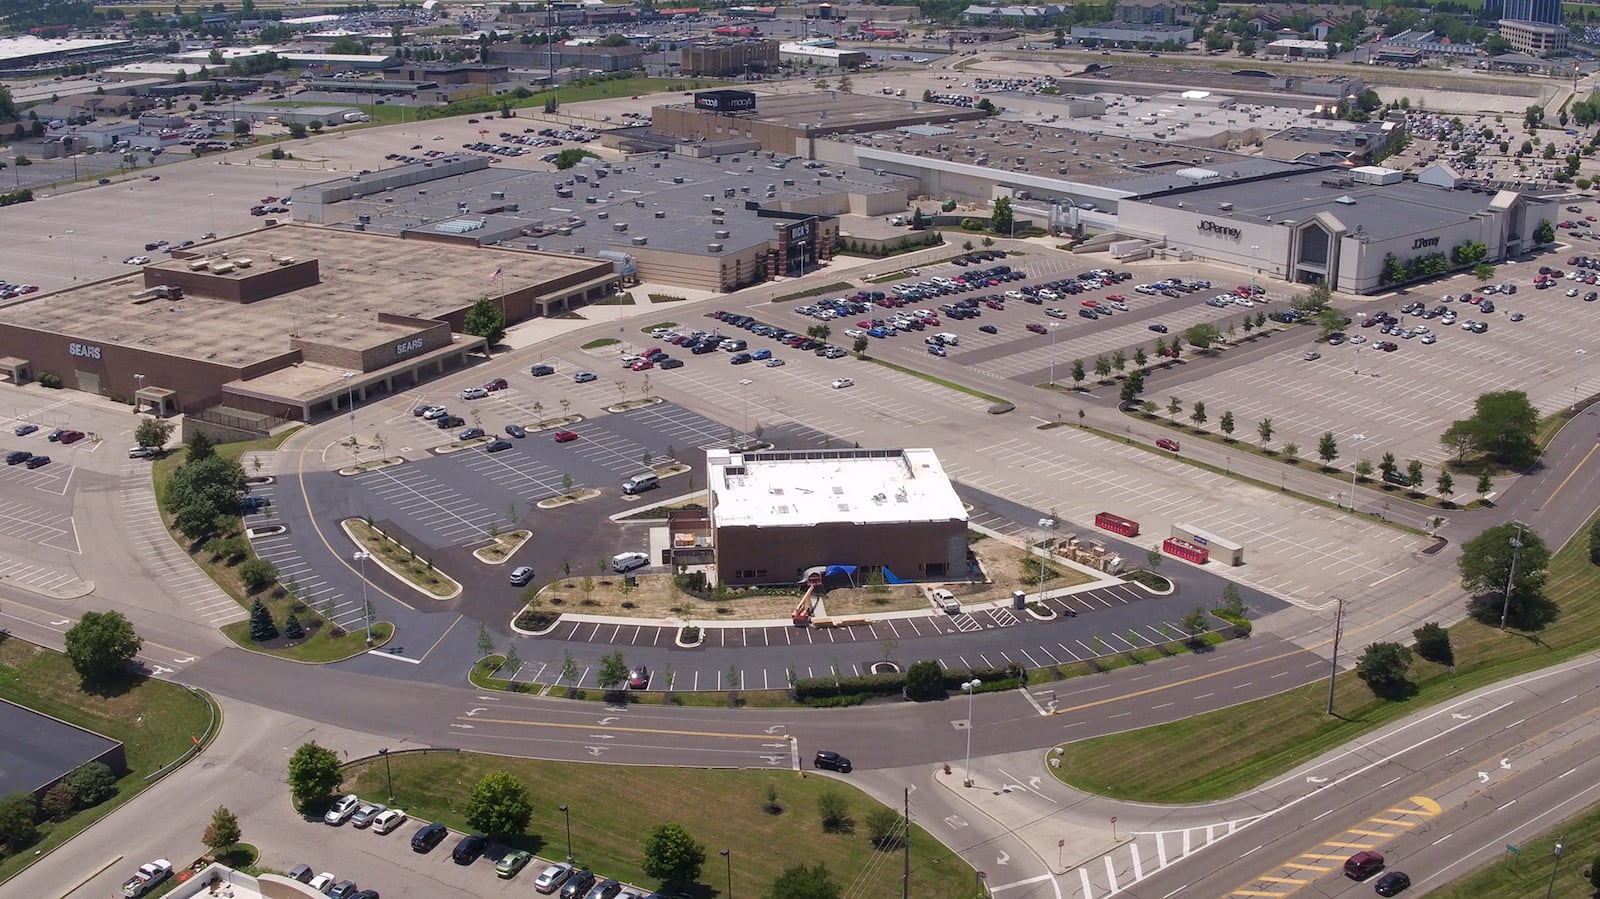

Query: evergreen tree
249 598 278 641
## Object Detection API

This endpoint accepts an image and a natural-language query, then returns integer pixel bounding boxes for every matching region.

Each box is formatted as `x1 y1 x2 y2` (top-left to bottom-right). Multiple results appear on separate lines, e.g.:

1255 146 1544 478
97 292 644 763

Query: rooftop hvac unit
613 222 629 232
635 199 646 208
491 190 505 200
505 203 519 212
712 217 724 224
575 174 588 183
723 187 735 198
354 222 366 231
704 194 715 201
631 236 648 246
782 179 795 186
715 230 730 239
598 211 610 219
573 245 586 253
188 260 209 271
557 188 573 198
712 207 725 215
654 210 666 218
277 256 297 265
651 161 660 168
358 214 371 224
586 196 598 204
740 186 750 194
672 176 685 184
209 261 235 274
234 258 253 268
1218 202 1233 211
707 242 723 251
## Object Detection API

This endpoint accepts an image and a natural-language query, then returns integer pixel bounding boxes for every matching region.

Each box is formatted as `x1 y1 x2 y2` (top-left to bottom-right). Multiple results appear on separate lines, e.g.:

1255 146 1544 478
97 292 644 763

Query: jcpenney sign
1197 220 1242 240
1412 236 1440 249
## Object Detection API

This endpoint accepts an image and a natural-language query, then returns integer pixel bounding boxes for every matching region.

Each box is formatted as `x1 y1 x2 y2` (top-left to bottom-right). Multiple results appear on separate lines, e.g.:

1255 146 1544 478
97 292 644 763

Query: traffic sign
1506 844 1520 855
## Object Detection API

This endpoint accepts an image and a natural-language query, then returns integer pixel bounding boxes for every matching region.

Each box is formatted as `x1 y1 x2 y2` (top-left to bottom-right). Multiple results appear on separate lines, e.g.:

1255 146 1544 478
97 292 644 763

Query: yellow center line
1542 439 1599 509
458 716 787 741
1299 854 1350 861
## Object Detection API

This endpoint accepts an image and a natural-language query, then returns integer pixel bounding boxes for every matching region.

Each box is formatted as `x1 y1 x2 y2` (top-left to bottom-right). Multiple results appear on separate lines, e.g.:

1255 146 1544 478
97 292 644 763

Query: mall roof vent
1335 195 1357 205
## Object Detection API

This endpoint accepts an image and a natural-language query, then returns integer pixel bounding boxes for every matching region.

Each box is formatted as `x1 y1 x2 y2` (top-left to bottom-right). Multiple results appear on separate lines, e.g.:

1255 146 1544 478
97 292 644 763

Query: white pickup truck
121 859 173 897
930 589 960 614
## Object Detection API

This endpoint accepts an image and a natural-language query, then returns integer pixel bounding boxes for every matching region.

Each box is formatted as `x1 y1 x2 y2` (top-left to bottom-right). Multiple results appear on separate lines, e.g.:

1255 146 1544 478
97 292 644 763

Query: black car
813 750 852 773
411 821 448 853
1148 324 1168 333
1373 871 1410 896
979 325 998 334
485 438 513 452
452 833 487 864
559 869 597 899
530 364 556 376
5 451 30 465
585 880 623 899
437 415 465 429
658 358 684 369
25 455 49 469
505 424 527 438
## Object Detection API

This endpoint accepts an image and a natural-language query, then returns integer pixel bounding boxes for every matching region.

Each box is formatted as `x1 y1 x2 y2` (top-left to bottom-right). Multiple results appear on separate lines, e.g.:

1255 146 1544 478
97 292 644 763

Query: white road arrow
173 657 195 664
148 665 173 676
1478 771 1490 783
1028 776 1042 790
1452 713 1472 720
763 742 788 749
1500 758 1512 769
996 851 1011 866
765 724 787 734
598 716 619 725
476 695 501 702
585 746 606 756
1306 776 1329 785
588 735 615 740
466 707 487 717
451 723 475 730
50 618 70 626
759 755 785 765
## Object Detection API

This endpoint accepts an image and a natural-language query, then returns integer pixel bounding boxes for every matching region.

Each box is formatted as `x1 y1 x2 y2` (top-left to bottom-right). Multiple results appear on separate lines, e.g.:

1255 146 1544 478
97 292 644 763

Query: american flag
490 267 503 283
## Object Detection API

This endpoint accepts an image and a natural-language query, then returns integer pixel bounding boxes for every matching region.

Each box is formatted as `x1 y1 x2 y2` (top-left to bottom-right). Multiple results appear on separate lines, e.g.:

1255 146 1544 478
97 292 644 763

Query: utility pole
1326 596 1344 716
902 787 911 899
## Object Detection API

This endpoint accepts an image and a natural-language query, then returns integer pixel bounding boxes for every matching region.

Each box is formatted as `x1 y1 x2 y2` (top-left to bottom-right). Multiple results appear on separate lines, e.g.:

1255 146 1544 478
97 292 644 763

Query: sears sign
395 337 426 357
68 342 103 360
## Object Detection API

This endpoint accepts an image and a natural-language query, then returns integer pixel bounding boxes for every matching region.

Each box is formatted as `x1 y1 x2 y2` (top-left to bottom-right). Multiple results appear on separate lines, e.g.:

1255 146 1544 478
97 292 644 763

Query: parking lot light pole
1501 520 1528 631
559 805 572 862
133 373 145 413
1346 434 1366 511
720 849 732 899
1545 836 1564 899
962 678 981 786
353 551 371 645
379 747 393 803
1250 245 1260 290
342 371 357 444
738 378 753 435
1048 322 1060 385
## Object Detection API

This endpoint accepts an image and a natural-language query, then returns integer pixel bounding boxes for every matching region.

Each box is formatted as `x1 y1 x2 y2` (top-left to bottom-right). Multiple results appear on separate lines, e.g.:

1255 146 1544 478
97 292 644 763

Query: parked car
485 438 513 452
554 429 579 443
25 455 50 469
534 864 574 894
560 870 597 899
611 551 649 573
120 859 173 897
497 850 534 878
484 378 509 391
5 451 31 466
509 566 534 586
411 822 448 853
505 424 527 438
329 881 359 899
459 427 486 441
813 750 852 773
371 809 407 834
573 371 597 383
324 794 361 825
308 874 337 894
585 879 624 899
452 833 488 864
531 364 557 377
1156 438 1180 452
461 386 489 400
13 424 37 436
628 665 650 689
350 802 387 828
831 378 854 389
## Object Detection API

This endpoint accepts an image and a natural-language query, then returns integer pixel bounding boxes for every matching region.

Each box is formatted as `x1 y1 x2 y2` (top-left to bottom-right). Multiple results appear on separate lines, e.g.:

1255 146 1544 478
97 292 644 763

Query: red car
1105 294 1125 302
1026 323 1048 334
484 378 509 391
1156 438 1180 452
57 430 86 445
630 359 654 371
553 430 579 443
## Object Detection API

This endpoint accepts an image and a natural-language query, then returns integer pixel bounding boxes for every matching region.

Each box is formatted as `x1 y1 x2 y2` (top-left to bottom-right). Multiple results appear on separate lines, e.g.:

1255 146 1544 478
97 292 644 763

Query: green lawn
1430 807 1599 898
1052 510 1600 803
861 356 1010 406
343 752 978 899
0 637 216 883
343 75 738 127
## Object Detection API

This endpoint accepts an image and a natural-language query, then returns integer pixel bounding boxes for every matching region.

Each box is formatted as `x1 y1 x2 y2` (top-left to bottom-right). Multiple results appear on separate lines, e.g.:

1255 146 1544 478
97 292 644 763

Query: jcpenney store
1116 165 1552 295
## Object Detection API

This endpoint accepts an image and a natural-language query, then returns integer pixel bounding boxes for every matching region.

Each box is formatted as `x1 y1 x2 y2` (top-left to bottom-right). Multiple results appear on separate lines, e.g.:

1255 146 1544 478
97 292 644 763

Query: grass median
343 750 976 899
0 637 216 884
1430 806 1599 898
860 356 1010 405
1052 510 1600 803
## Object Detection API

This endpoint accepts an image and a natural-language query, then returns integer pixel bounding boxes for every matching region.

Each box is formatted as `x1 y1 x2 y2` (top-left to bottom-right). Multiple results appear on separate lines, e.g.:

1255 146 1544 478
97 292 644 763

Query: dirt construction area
533 533 1101 622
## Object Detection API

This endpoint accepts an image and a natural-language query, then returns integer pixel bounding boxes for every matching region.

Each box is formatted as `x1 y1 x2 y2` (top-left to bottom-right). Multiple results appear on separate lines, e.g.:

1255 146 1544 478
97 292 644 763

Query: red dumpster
1094 512 1141 537
1162 537 1210 564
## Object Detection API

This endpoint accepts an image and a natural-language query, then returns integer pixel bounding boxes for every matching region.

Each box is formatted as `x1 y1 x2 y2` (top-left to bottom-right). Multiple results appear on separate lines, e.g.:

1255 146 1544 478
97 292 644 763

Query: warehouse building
647 90 988 156
681 40 779 76
0 226 614 421
704 448 968 587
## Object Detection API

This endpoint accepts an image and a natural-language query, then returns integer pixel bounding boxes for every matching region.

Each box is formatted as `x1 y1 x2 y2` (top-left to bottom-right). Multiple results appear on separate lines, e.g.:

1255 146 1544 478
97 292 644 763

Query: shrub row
794 662 1023 701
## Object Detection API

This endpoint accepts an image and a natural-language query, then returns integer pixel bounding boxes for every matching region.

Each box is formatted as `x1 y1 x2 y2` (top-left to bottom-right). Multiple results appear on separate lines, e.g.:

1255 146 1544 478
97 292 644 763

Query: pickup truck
121 859 173 897
930 589 960 614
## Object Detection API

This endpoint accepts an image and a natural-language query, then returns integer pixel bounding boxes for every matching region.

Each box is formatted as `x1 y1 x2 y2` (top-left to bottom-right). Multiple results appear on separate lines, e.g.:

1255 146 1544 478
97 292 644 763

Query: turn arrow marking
173 657 195 664
1028 776 1042 790
765 724 787 734
1478 771 1489 783
598 716 619 725
451 723 475 730
1306 776 1329 785
466 707 487 717
1452 713 1472 719
996 851 1010 866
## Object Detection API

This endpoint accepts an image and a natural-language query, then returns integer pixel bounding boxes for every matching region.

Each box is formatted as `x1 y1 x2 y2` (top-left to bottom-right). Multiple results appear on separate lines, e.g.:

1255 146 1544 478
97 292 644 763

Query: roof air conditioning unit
715 230 730 239
707 242 723 252
613 222 629 232
654 210 666 218
598 211 610 219
631 236 648 246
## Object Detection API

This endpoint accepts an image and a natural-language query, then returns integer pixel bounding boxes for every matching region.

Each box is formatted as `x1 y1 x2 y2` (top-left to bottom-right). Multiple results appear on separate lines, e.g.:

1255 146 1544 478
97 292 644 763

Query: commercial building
295 151 911 292
0 224 615 421
778 42 868 67
0 36 133 70
1114 164 1553 294
1070 23 1195 46
1266 38 1331 59
1496 18 1567 54
680 39 779 76
647 90 988 156
0 699 126 801
704 448 968 587
1260 119 1406 163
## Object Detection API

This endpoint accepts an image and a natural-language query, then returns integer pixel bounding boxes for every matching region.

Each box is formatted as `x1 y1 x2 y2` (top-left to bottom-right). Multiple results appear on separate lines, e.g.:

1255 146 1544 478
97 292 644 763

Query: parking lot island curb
471 530 531 566
336 457 404 477
338 519 463 600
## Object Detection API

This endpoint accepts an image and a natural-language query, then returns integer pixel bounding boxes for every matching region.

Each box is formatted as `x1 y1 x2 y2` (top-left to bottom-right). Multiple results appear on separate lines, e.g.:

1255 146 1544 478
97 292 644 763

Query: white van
611 551 649 572
622 473 659 495
935 332 959 345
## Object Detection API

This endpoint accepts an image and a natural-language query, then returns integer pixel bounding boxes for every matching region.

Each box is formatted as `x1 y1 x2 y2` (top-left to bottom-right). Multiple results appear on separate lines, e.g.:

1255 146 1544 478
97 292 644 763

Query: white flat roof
0 36 130 64
708 448 967 529
172 45 277 62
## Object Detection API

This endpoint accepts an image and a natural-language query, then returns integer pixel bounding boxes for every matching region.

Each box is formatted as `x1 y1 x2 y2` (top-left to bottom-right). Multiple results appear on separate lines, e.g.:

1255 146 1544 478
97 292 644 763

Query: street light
961 678 981 787
1501 520 1529 631
720 849 732 899
738 378 753 435
207 192 216 236
133 373 145 414
1346 433 1366 511
353 550 372 645
342 371 357 442
1048 322 1060 385
1545 836 1564 899
1249 244 1260 290
64 229 77 282
379 747 393 803
559 805 572 862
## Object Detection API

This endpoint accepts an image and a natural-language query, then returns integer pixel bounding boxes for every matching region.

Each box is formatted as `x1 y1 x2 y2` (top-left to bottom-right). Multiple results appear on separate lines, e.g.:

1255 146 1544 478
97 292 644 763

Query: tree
864 807 903 849
1435 470 1455 501
0 792 38 848
1257 417 1273 448
1167 396 1182 422
1534 219 1555 244
1459 524 1551 627
990 196 1013 235
1168 335 1183 358
135 418 174 449
903 659 945 701
284 611 305 639
1070 358 1085 387
1093 355 1112 381
1119 370 1145 404
1153 336 1167 358
248 598 279 641
1219 583 1246 618
1283 442 1300 463
597 650 628 695
1315 307 1347 338
63 762 116 808
286 741 342 808
1450 391 1540 468
1380 452 1398 483
1184 322 1220 350
1316 431 1339 467
769 863 842 899
1220 411 1235 440
203 805 242 853
1355 642 1413 698
1112 349 1127 373
465 770 534 837
1473 262 1496 283
463 296 506 347
41 783 76 821
1406 459 1425 490
1438 420 1478 464
1413 622 1453 667
63 611 143 687
186 429 216 463
641 822 706 884
816 790 851 832
1355 459 1374 482
1133 347 1148 369
1181 605 1209 636
1189 400 1207 429
1476 470 1494 503
240 557 278 592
